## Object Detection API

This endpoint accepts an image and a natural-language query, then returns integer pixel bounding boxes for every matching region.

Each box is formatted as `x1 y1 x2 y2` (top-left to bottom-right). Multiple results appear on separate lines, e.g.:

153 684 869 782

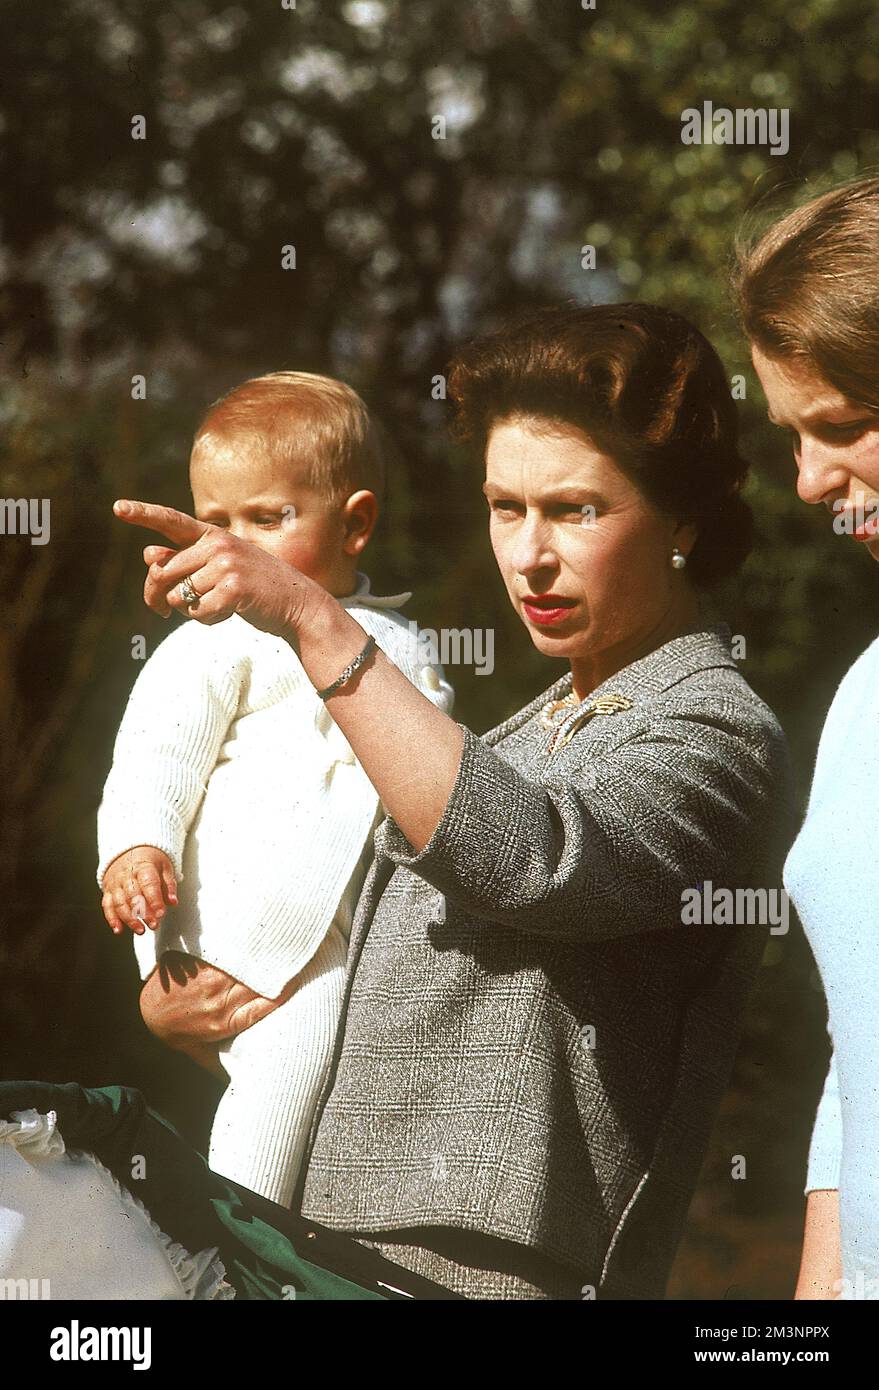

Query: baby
97 372 454 1206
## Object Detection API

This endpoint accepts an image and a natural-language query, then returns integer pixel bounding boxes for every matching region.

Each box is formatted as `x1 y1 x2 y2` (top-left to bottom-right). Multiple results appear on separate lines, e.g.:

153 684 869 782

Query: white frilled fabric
0 1109 235 1300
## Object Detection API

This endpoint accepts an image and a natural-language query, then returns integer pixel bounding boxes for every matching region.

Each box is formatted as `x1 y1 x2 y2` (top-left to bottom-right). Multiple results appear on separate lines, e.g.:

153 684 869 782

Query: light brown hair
192 371 387 503
734 175 879 411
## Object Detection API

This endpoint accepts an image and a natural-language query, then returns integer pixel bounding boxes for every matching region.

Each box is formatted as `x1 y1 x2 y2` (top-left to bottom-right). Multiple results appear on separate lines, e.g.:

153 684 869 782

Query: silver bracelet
315 635 378 700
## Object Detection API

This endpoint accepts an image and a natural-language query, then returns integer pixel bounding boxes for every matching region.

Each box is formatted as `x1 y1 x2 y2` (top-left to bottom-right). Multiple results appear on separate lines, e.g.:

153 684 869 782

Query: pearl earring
671 547 687 570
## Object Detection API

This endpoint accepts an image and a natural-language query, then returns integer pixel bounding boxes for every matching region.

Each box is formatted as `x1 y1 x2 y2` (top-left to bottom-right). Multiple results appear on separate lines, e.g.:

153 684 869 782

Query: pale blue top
785 634 879 1297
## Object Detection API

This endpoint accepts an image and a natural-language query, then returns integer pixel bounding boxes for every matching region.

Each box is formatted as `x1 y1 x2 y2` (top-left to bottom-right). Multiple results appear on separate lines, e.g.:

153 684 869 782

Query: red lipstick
521 594 577 626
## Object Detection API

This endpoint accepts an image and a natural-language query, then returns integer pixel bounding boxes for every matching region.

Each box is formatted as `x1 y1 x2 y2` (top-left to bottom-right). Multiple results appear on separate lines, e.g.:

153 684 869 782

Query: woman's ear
342 490 379 556
672 518 699 562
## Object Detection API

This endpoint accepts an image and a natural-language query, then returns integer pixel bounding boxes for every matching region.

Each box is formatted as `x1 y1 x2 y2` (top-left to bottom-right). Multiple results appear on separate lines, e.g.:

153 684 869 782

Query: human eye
490 498 521 517
254 514 282 528
824 419 876 441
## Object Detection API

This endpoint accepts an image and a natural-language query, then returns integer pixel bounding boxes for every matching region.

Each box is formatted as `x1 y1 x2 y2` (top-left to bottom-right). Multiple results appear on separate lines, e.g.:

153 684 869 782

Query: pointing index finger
113 499 209 547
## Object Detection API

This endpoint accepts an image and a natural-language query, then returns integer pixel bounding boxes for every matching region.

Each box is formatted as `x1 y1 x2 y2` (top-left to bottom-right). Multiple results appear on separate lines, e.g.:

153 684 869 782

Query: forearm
115 499 463 854
296 592 465 854
795 1189 842 1299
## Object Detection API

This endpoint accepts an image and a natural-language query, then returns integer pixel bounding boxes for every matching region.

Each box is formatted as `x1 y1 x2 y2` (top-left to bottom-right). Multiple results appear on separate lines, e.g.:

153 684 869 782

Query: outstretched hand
113 499 319 640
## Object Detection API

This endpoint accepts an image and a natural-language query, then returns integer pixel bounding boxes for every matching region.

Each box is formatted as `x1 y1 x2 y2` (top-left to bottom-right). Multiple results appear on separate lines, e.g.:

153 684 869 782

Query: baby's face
190 435 354 595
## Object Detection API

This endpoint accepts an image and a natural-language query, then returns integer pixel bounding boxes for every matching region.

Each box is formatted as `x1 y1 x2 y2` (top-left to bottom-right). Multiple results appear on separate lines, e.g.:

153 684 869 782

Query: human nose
509 511 557 577
796 437 850 507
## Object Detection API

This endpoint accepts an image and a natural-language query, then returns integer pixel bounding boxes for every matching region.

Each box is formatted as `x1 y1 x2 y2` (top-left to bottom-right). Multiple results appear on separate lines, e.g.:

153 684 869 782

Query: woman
115 303 791 1299
736 177 879 1301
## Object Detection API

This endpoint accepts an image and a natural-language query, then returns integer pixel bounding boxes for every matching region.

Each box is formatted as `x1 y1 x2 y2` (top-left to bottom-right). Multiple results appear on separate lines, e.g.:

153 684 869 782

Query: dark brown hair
734 175 879 412
447 302 753 586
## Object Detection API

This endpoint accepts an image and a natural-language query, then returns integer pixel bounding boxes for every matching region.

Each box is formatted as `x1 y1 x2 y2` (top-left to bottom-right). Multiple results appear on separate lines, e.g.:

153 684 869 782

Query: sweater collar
338 571 412 612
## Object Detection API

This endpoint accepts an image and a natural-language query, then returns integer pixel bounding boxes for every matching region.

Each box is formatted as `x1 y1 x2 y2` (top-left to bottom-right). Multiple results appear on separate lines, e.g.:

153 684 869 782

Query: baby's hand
101 846 178 936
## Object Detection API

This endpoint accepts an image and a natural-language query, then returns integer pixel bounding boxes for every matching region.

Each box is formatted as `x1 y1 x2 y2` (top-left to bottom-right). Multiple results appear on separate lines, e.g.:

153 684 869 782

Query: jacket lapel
481 623 738 749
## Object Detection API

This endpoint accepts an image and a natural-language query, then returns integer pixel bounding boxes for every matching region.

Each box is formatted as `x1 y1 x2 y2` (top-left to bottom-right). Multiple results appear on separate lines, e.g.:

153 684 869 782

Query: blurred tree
2 0 877 726
2 0 877 1294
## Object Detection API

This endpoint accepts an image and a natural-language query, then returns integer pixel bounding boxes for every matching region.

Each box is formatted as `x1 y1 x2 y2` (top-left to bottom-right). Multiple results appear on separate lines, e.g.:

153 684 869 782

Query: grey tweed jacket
296 624 793 1298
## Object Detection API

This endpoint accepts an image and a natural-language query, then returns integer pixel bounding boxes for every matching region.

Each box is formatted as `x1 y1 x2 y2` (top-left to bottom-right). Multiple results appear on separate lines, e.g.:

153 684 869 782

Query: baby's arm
101 844 178 935
97 620 243 917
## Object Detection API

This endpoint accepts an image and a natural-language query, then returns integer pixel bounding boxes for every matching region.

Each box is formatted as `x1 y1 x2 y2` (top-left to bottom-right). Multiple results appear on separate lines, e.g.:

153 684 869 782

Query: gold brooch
544 693 634 754
539 691 580 730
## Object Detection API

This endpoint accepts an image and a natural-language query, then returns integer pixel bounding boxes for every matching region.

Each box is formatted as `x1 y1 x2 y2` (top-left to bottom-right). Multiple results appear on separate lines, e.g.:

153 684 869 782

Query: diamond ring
179 576 200 610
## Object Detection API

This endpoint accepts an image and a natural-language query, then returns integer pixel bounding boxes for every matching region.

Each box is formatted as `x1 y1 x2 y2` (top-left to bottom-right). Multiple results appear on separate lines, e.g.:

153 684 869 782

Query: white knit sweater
96 573 454 998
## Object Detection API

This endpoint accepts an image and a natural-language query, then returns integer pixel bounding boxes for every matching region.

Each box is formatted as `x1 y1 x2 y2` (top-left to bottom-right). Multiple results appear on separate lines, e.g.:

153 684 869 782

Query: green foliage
3 0 876 740
2 0 876 1293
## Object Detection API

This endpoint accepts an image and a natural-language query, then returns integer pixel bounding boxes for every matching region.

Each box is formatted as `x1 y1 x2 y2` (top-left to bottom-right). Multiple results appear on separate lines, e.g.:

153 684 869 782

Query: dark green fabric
0 1080 384 1300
